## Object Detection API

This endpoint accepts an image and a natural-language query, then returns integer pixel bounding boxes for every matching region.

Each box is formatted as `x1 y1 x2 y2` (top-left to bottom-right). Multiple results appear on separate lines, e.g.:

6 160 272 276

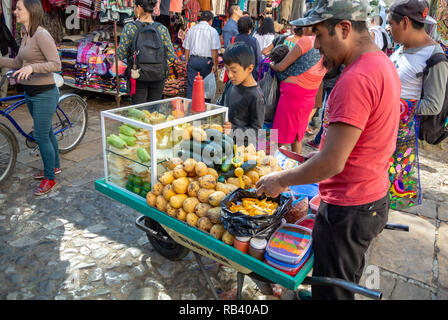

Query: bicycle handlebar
0 70 16 88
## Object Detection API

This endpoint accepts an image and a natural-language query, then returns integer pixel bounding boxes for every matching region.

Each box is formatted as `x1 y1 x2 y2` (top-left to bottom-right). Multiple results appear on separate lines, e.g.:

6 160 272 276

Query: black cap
389 0 436 25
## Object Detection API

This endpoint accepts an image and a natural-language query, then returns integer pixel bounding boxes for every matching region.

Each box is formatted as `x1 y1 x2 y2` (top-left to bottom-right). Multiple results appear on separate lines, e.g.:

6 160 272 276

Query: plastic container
265 247 311 273
233 236 251 254
284 195 309 224
266 223 312 265
248 238 267 261
295 214 315 230
309 194 321 214
289 184 319 199
191 72 205 112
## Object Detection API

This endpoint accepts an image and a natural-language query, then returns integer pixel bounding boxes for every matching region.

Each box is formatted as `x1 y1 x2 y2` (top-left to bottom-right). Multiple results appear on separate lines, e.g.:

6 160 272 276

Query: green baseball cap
290 0 370 27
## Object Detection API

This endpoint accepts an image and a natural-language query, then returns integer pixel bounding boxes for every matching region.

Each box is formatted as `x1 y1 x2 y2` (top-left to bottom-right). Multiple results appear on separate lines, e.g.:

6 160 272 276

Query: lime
143 181 151 191
140 190 148 198
128 174 136 183
125 182 134 191
134 176 143 186
133 186 142 194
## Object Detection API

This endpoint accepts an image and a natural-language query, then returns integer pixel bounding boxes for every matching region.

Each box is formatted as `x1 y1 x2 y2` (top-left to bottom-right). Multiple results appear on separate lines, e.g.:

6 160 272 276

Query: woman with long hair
115 0 175 104
253 17 275 55
0 0 61 195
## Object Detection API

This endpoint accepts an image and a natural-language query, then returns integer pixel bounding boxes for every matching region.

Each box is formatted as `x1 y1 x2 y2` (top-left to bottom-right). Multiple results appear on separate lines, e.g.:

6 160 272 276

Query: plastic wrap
220 188 293 239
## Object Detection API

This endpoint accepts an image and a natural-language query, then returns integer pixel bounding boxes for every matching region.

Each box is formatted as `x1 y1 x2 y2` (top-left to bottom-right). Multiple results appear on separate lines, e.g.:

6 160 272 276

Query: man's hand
255 172 288 198
212 64 217 75
14 65 33 81
223 121 232 135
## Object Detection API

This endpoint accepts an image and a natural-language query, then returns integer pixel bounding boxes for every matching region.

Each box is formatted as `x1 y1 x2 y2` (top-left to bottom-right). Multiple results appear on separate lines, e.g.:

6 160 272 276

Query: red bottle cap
191 72 205 113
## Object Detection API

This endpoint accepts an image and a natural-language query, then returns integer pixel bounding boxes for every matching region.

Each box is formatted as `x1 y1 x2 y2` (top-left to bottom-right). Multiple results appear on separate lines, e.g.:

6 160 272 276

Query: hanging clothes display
290 0 306 20
160 0 171 15
184 0 201 22
248 0 258 18
213 0 226 15
198 0 212 11
278 0 293 23
78 0 92 20
170 0 183 13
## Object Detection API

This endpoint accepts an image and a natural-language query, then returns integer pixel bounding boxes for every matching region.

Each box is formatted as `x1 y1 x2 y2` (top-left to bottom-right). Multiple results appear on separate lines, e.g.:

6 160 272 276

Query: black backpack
380 31 389 52
418 52 448 145
130 21 167 82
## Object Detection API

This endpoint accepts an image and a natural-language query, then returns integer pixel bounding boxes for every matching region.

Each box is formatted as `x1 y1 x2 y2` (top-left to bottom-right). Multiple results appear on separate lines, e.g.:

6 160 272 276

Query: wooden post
113 19 120 108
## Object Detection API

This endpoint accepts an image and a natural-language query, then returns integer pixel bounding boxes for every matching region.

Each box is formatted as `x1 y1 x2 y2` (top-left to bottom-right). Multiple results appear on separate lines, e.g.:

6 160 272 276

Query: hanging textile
49 0 69 8
198 0 212 11
213 0 226 15
184 0 201 22
42 0 53 13
170 0 183 12
78 0 92 20
248 0 257 18
153 0 162 16
388 98 422 210
279 0 293 23
290 0 305 20
159 0 171 15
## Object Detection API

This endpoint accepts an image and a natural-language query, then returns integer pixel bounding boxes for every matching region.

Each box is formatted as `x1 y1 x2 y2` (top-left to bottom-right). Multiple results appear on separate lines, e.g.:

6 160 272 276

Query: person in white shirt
369 14 391 52
253 17 276 57
183 10 221 99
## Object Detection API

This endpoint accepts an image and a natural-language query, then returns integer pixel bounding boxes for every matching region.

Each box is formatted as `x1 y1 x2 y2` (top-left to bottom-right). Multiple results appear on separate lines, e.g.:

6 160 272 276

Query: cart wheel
144 217 190 261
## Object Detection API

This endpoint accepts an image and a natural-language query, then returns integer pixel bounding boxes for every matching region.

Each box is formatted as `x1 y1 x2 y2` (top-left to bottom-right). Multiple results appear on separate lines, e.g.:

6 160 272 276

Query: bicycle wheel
0 123 18 184
53 94 88 154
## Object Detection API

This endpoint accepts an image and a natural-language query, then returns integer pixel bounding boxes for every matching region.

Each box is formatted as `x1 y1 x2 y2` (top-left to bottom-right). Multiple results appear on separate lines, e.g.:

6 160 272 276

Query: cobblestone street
1 91 447 300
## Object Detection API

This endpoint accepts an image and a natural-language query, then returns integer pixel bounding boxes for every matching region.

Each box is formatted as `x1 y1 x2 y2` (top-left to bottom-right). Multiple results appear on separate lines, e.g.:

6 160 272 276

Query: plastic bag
204 72 216 100
221 188 293 239
258 69 279 123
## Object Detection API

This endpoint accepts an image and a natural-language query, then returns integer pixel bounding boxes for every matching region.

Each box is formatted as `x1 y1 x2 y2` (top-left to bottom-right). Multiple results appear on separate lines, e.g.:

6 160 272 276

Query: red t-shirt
319 51 401 206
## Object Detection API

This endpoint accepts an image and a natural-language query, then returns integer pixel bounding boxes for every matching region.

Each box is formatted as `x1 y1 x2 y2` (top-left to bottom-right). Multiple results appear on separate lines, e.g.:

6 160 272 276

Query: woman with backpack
0 0 61 195
116 0 175 104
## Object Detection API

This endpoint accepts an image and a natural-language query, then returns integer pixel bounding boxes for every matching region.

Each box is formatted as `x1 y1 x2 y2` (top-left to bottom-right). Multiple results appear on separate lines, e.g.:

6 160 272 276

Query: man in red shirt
256 0 401 300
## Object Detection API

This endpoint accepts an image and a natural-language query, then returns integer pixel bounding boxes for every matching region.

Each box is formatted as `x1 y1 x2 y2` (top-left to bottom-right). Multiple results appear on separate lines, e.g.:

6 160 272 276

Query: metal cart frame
95 179 410 300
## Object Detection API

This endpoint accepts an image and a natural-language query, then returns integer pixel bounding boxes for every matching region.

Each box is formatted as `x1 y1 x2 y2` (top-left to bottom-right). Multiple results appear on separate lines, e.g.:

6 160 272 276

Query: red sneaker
34 178 56 196
34 168 61 180
305 140 320 150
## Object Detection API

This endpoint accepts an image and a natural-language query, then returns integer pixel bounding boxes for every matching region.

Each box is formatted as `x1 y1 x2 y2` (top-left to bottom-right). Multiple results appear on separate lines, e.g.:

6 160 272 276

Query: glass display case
101 97 228 198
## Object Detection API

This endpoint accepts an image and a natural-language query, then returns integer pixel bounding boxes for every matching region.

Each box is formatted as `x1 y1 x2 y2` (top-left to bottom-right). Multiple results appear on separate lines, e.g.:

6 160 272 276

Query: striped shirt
182 21 221 58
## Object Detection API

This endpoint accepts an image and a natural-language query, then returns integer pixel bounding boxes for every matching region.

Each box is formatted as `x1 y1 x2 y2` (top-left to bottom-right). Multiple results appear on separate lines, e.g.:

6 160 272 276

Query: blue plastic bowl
289 184 319 199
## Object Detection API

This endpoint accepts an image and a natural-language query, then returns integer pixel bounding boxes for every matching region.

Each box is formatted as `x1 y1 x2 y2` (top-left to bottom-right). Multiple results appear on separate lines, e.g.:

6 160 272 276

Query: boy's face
225 62 254 86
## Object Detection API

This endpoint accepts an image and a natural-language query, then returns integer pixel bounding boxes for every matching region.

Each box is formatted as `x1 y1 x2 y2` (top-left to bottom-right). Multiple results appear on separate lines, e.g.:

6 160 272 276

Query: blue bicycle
0 71 88 183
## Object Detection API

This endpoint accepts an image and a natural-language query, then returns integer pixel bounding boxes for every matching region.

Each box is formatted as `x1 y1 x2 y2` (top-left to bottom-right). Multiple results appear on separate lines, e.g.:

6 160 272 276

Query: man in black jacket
0 5 19 97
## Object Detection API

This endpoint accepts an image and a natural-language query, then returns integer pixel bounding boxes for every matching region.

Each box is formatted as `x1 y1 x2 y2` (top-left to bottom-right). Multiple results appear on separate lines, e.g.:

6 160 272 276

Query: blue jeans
187 56 213 99
25 87 60 180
